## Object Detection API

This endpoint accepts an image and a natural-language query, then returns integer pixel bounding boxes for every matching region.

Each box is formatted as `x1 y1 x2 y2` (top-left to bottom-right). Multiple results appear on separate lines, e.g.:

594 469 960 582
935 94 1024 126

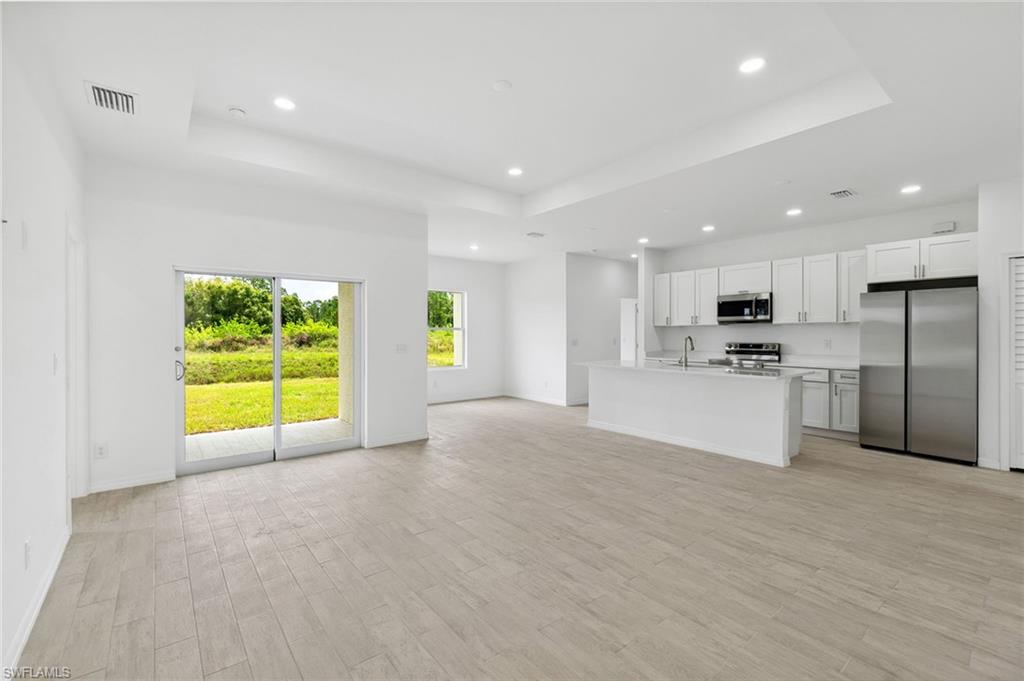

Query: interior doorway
175 271 361 475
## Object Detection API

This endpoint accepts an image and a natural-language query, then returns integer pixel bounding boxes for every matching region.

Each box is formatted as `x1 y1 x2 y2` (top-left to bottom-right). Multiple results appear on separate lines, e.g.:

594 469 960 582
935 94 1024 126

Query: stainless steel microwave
717 292 772 323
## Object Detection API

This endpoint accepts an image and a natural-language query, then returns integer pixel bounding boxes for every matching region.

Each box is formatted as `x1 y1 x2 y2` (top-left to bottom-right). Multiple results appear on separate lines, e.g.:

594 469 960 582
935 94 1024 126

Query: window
427 290 465 368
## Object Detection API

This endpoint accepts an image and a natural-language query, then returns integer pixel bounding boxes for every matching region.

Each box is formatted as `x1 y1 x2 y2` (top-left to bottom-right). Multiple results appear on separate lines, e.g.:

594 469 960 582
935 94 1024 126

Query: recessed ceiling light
702 225 716 232
638 237 649 244
630 253 639 259
492 80 512 92
469 244 479 251
786 208 803 217
900 184 922 194
273 97 296 111
507 167 523 177
739 57 766 74
227 106 247 119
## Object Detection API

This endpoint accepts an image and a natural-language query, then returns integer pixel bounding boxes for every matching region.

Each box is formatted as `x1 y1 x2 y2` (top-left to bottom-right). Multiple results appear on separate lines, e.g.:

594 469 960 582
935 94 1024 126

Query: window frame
427 289 467 370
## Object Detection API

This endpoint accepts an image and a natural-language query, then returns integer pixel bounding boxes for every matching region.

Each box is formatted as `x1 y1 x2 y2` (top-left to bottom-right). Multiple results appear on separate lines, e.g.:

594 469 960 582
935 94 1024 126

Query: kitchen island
585 360 812 467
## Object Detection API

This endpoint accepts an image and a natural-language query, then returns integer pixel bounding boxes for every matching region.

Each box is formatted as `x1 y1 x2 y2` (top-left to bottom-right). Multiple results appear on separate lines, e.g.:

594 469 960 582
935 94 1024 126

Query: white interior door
1012 258 1024 469
620 298 638 362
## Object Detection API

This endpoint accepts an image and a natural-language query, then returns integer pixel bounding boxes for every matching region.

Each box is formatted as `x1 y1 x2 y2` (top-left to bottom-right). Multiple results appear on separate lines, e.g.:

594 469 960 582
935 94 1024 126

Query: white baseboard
428 391 503 405
365 432 429 448
587 419 785 467
90 470 175 494
505 393 568 407
5 526 71 669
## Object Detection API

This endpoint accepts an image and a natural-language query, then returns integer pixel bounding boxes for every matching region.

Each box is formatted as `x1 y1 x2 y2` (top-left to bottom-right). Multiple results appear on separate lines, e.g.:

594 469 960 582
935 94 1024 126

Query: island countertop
583 359 814 381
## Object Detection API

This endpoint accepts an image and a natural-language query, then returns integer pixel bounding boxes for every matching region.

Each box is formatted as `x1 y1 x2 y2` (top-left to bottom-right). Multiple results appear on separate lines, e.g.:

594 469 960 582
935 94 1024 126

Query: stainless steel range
708 342 781 369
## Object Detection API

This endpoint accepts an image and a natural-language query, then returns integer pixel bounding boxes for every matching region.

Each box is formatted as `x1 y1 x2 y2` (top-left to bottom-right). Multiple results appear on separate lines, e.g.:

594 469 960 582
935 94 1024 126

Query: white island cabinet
585 360 812 467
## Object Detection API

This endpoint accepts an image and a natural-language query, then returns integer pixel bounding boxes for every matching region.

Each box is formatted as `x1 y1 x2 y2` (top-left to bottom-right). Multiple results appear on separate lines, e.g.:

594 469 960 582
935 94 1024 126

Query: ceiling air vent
829 188 858 199
88 83 135 115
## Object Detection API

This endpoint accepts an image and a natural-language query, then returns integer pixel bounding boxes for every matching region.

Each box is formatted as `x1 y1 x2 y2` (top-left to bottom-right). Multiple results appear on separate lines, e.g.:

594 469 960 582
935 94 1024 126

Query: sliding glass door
277 278 360 458
175 271 361 475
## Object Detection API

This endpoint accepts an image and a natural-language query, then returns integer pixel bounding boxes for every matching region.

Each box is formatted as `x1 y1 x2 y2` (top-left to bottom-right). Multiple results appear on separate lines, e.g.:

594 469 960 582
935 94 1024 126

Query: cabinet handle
834 384 838 396
913 265 918 278
842 309 847 322
921 264 925 278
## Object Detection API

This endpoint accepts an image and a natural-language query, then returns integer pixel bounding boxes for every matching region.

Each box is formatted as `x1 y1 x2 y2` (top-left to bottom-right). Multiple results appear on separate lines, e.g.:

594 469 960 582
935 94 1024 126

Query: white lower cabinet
831 382 860 433
800 368 859 433
802 379 831 428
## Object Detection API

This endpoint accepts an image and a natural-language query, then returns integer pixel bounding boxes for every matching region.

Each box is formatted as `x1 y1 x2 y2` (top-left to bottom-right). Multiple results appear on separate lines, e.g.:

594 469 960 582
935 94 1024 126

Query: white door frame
173 267 365 476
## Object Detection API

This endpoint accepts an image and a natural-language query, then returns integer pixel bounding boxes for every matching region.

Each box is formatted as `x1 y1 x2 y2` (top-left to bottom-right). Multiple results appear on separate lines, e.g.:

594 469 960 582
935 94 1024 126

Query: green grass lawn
186 377 339 434
186 349 337 384
427 329 454 367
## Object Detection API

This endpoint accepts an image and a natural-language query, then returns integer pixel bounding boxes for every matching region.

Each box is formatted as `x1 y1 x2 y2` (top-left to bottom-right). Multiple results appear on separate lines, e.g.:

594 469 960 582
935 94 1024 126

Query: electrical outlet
24 538 31 570
95 444 108 459
395 343 408 354
824 338 833 351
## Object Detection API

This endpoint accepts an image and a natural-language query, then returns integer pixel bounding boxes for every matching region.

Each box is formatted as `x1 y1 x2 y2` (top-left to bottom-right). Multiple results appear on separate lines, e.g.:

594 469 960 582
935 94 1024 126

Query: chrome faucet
678 336 695 367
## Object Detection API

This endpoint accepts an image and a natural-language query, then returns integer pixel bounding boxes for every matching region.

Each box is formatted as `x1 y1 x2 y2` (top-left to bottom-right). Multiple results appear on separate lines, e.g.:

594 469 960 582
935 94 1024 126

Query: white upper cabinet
719 261 771 295
670 271 696 326
653 273 671 326
838 250 867 323
866 233 976 283
803 253 838 323
694 268 719 326
772 254 837 324
866 239 920 283
772 257 804 325
920 232 977 279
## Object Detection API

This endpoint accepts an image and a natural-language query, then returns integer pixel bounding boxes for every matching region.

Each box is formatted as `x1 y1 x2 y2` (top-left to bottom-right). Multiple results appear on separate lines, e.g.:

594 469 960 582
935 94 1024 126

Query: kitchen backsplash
654 322 859 357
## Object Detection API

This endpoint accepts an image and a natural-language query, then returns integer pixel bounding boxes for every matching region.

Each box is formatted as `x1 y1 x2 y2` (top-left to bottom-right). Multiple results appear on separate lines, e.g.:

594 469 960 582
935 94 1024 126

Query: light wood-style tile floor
20 398 1024 680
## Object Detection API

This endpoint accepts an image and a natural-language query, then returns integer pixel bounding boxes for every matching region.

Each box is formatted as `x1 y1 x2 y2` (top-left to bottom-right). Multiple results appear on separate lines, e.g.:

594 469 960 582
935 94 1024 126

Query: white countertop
645 351 859 371
584 359 814 381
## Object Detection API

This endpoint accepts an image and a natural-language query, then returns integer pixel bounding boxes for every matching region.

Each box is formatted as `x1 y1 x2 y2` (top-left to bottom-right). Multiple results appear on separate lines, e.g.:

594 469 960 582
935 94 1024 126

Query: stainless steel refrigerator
859 286 977 463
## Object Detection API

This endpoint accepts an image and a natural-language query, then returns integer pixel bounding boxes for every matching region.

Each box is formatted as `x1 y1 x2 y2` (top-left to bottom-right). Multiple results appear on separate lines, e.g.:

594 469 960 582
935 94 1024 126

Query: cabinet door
920 232 977 279
670 271 696 326
694 268 719 325
772 257 804 324
802 381 831 428
838 250 867 323
719 261 772 295
831 383 860 432
653 273 671 326
866 239 920 283
803 253 838 323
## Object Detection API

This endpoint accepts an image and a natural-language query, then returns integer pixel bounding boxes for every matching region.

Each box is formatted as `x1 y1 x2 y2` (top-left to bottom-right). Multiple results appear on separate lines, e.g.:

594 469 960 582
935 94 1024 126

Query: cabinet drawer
831 369 860 384
800 368 830 383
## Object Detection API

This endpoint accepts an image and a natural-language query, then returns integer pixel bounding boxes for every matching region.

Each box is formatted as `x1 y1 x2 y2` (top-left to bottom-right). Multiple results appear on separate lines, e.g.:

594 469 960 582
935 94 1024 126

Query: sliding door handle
175 360 186 381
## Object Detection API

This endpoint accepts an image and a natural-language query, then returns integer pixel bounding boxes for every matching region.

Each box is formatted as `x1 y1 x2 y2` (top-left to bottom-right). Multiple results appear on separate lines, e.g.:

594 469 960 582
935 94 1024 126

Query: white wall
566 254 637 405
2 19 85 667
504 253 567 405
428 255 505 403
977 178 1023 470
648 201 978 357
86 159 428 492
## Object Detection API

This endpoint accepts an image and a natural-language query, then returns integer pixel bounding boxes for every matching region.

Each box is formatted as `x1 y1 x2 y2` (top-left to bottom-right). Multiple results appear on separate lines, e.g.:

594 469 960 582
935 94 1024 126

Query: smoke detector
85 82 135 115
828 188 858 199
